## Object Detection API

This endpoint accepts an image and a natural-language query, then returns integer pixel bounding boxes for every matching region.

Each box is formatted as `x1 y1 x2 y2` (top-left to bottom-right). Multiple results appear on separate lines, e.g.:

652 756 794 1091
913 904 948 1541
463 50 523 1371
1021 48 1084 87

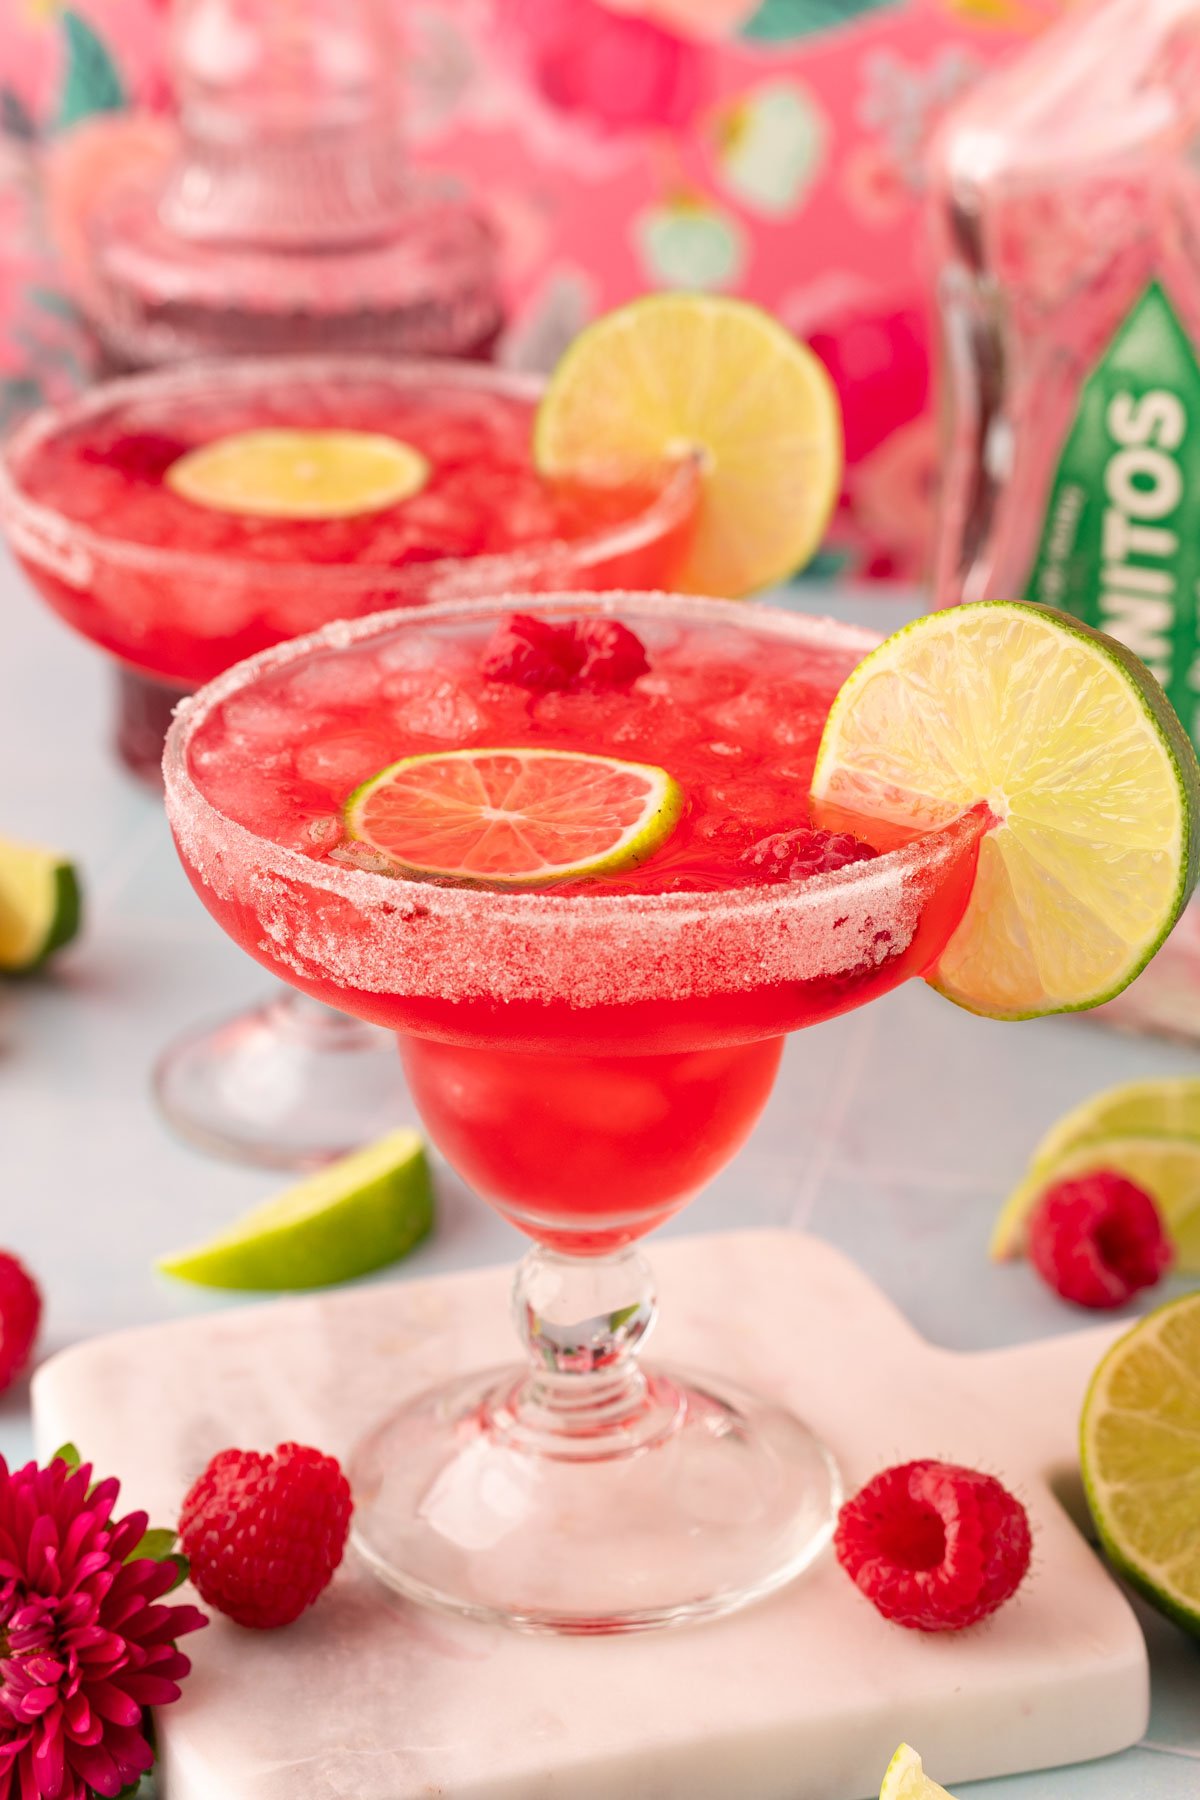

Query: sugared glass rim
164 589 983 933
0 355 698 594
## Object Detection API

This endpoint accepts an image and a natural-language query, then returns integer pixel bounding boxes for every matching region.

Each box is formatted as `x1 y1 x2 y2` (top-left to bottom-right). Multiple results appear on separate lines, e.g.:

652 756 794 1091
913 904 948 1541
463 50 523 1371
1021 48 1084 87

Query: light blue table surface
2 553 1197 1796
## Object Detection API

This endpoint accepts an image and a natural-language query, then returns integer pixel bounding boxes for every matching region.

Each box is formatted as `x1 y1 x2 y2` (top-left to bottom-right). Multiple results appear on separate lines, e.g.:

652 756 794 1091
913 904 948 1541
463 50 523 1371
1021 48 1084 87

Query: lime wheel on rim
534 294 842 597
812 601 1200 1018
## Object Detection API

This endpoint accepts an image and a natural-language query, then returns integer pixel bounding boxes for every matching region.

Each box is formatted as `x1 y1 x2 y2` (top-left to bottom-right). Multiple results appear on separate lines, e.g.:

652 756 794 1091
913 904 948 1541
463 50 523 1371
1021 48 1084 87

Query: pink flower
0 1454 205 1800
497 0 712 135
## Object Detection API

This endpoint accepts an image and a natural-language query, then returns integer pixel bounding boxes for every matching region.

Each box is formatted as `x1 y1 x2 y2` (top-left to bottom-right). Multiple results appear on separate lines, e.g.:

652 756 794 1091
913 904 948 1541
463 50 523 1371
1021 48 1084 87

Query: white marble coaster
32 1232 1147 1800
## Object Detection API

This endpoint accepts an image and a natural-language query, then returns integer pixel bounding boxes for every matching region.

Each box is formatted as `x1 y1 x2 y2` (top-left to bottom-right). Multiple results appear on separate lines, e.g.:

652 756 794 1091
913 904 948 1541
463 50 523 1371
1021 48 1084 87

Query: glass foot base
153 992 404 1171
349 1363 841 1634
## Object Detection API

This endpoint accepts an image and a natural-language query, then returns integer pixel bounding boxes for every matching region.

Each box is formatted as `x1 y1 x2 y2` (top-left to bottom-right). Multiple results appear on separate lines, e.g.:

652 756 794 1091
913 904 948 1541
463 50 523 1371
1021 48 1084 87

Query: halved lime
166 428 429 519
1081 1292 1200 1638
534 294 842 596
0 837 81 973
811 602 1200 1019
346 747 682 887
991 1134 1200 1267
158 1127 433 1290
879 1743 956 1800
1031 1078 1200 1170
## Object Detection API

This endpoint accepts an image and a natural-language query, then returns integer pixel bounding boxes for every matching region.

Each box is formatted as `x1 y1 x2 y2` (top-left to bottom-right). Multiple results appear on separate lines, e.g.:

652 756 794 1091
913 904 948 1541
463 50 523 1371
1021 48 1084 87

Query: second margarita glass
0 357 696 1168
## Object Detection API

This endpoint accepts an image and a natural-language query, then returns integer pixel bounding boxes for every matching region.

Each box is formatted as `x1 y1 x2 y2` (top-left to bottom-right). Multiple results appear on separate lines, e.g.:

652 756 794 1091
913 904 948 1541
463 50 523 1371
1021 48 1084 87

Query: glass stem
490 1245 685 1458
263 987 388 1050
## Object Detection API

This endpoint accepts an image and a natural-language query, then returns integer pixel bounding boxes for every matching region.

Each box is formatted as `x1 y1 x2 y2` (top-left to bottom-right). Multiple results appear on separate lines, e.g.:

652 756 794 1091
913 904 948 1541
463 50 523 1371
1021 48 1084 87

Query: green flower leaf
164 1553 191 1593
128 1527 178 1564
741 0 902 41
57 10 125 130
50 1442 82 1470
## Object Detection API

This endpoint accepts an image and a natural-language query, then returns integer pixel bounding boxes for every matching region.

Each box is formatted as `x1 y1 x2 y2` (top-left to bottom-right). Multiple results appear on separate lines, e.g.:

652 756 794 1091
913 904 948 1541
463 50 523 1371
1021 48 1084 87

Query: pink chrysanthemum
0 1455 206 1800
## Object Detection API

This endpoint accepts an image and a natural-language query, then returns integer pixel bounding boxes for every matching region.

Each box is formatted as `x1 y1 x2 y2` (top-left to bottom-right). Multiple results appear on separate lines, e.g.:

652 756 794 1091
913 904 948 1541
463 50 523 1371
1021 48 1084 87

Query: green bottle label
1025 281 1200 749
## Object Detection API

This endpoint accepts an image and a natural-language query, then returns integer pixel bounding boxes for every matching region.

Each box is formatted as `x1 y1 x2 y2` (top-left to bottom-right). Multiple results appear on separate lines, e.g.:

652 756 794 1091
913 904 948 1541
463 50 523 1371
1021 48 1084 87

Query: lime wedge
991 1134 1200 1267
811 602 1200 1019
1031 1078 1200 1170
158 1128 433 1291
166 428 429 519
879 1744 957 1800
534 294 842 596
346 747 682 887
0 837 81 973
1081 1292 1200 1638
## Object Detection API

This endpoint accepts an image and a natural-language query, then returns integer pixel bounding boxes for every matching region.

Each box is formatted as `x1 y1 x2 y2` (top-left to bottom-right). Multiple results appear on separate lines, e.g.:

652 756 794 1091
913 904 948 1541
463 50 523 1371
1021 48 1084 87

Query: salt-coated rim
163 588 981 926
0 355 698 592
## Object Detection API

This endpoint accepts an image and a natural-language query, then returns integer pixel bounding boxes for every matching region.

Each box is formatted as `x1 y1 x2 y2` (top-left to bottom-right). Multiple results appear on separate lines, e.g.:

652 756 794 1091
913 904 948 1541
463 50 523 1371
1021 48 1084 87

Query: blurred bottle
84 0 504 367
929 0 1200 1043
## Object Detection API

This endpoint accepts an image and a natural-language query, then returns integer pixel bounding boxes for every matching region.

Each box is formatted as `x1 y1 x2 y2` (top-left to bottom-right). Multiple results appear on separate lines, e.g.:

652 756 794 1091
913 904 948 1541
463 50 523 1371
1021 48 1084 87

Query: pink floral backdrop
0 0 1067 579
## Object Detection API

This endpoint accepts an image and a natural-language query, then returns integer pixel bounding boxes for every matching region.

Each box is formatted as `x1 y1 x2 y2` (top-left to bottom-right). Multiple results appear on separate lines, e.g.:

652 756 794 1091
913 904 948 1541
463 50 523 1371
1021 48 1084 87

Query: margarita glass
164 591 984 1632
0 359 695 1170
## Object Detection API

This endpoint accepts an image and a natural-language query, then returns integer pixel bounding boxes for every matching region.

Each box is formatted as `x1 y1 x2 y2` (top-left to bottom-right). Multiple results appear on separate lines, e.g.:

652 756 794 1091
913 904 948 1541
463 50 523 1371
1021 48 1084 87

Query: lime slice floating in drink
346 748 683 886
534 294 842 597
158 1128 433 1291
1081 1292 1200 1639
991 1134 1200 1267
811 601 1200 1019
0 837 82 973
166 428 429 519
879 1744 956 1800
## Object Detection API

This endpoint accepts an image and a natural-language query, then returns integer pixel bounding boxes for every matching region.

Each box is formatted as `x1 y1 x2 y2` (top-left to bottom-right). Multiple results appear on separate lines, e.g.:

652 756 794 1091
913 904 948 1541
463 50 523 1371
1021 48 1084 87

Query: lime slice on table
811 602 1200 1019
158 1128 432 1291
1031 1078 1200 1170
879 1744 957 1800
1081 1292 1200 1638
166 428 429 519
0 837 81 973
990 1135 1200 1267
534 294 842 596
346 748 683 886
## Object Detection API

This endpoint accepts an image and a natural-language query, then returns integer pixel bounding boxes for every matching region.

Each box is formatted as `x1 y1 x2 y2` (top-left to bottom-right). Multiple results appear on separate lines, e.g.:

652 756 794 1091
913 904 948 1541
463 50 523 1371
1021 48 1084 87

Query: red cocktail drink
176 598 980 1248
164 592 984 1631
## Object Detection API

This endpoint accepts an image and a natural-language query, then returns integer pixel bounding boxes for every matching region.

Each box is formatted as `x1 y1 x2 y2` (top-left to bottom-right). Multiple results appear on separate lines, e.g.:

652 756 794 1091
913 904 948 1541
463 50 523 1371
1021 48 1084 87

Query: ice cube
391 680 484 740
295 731 395 788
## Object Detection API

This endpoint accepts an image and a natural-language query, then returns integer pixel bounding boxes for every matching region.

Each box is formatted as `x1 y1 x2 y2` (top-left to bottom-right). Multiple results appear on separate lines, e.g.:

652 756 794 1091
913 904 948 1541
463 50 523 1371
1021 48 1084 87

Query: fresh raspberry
179 1442 352 1630
0 1253 41 1393
741 826 878 883
570 617 649 688
86 432 190 483
481 612 650 691
1026 1171 1173 1310
835 1459 1032 1632
481 613 584 690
